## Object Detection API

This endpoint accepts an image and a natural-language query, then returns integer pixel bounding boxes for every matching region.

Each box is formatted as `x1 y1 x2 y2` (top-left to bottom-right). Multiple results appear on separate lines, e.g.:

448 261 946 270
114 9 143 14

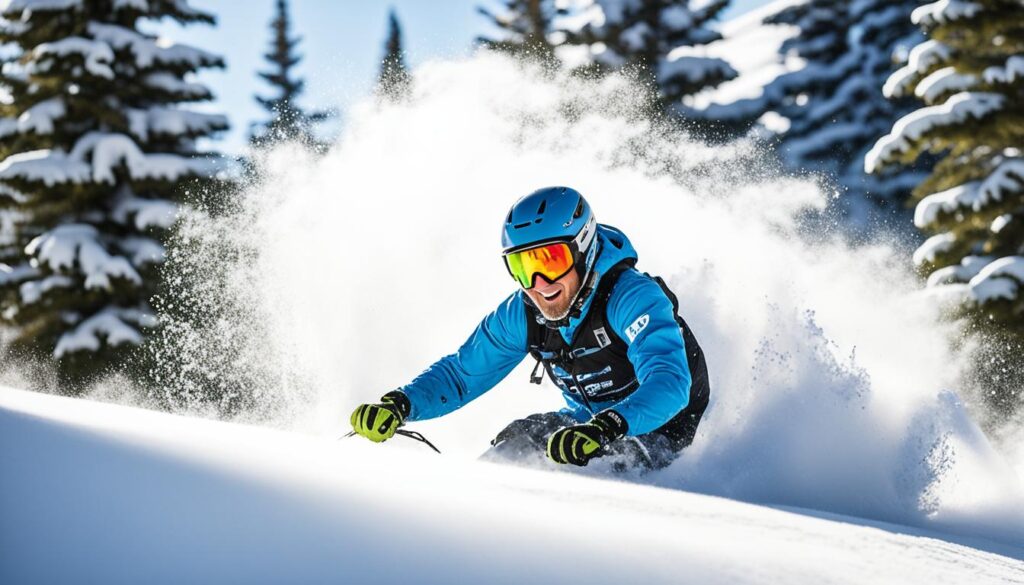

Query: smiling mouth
539 289 562 302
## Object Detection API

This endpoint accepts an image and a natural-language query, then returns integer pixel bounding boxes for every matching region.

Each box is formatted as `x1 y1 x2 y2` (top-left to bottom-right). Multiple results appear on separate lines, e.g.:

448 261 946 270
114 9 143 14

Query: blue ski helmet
502 186 599 280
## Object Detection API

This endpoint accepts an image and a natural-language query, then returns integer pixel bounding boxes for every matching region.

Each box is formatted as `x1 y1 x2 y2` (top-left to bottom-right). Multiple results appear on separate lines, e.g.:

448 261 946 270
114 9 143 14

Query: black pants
481 406 703 472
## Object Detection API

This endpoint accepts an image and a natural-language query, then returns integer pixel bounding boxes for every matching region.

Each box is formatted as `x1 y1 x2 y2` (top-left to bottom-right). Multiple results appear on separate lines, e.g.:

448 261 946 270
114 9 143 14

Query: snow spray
144 54 1024 545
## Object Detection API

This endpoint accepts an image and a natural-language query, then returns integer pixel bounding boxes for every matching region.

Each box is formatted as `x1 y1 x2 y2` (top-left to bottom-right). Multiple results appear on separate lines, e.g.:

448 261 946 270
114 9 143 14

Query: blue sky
161 0 774 154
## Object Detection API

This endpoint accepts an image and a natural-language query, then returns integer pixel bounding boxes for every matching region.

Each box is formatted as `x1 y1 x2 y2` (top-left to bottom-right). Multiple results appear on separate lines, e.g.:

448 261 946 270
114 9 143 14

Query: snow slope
2 386 1023 585
130 52 1024 553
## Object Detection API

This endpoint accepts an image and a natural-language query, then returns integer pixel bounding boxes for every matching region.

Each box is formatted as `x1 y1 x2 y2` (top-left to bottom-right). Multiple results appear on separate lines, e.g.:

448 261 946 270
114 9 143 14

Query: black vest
525 259 709 439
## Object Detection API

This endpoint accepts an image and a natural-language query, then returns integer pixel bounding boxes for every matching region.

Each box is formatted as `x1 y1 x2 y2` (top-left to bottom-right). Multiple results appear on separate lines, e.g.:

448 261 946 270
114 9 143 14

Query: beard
534 289 575 321
526 266 584 322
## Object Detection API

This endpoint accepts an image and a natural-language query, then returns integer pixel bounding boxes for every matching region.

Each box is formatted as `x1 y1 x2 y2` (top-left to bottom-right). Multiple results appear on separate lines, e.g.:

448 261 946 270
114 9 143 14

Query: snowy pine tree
866 0 1024 416
570 0 737 111
377 9 412 102
0 0 227 386
761 1 851 121
251 0 331 148
758 0 925 229
476 0 563 64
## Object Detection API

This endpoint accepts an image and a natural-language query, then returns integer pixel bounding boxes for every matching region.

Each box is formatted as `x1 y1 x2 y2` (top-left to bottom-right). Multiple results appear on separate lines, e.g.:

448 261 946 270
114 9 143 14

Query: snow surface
150 53 1024 529
142 54 1024 554
1 387 1023 585
9 50 1017 583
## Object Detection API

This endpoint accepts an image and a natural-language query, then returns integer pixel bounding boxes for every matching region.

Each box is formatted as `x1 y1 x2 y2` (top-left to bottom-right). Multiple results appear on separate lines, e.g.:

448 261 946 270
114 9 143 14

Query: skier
349 187 710 470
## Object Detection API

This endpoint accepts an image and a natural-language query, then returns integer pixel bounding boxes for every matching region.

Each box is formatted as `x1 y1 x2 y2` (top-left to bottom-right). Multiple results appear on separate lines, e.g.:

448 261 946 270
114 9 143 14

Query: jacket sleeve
401 292 529 421
604 272 691 435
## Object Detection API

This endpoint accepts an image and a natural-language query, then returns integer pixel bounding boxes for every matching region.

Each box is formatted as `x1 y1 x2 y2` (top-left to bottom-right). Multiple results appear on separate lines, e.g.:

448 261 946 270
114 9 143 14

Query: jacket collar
558 224 637 341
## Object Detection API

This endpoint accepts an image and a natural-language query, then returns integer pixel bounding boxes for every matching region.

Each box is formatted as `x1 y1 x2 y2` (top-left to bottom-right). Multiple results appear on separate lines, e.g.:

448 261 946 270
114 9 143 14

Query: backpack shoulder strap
593 258 637 308
644 272 686 328
524 300 547 354
523 298 550 384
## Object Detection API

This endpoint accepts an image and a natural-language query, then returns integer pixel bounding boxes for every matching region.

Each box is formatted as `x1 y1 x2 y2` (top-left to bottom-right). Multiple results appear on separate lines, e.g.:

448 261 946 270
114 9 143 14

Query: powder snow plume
143 54 1024 546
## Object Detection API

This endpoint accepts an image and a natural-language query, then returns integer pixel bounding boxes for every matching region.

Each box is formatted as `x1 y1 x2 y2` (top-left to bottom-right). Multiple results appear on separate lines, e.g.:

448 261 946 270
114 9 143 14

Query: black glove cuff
592 409 628 441
381 390 412 421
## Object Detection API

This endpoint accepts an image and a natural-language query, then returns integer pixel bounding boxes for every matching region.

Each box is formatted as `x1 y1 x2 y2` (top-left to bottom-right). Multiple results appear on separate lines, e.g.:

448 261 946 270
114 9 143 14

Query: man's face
524 267 581 321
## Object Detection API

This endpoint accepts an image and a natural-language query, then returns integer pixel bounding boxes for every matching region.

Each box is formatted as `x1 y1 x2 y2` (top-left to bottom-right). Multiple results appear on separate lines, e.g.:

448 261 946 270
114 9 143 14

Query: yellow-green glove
350 391 411 443
547 409 628 466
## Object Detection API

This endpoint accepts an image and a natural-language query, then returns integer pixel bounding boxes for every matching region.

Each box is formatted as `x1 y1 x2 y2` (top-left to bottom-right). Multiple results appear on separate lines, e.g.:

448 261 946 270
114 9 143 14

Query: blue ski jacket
401 225 692 436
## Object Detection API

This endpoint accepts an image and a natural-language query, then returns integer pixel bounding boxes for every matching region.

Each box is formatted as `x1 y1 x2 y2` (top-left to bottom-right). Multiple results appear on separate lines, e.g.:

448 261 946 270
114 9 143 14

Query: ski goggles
503 242 575 289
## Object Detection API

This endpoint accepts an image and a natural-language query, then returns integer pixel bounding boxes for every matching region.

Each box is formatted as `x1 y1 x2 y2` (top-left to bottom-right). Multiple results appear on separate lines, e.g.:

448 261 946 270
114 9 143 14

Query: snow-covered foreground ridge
2 388 1023 585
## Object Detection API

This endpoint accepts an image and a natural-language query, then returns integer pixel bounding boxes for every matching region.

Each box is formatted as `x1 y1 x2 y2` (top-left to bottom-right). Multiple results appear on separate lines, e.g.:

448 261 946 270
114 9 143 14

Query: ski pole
340 429 441 454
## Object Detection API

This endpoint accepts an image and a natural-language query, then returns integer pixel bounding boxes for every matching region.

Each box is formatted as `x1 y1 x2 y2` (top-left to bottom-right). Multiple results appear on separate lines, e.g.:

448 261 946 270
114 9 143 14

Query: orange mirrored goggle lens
504 242 574 289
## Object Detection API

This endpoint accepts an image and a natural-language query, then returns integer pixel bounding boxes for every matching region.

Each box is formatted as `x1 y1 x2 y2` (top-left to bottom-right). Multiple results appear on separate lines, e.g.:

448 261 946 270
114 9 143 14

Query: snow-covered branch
54 306 156 358
968 256 1024 305
926 255 993 287
87 22 222 70
883 41 954 99
915 158 1024 228
983 55 1024 86
126 107 228 141
25 224 142 290
112 192 178 230
0 132 222 187
143 72 212 100
865 92 1004 173
915 68 977 104
911 0 982 27
32 37 115 79
0 97 66 139
0 149 91 186
913 232 956 267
